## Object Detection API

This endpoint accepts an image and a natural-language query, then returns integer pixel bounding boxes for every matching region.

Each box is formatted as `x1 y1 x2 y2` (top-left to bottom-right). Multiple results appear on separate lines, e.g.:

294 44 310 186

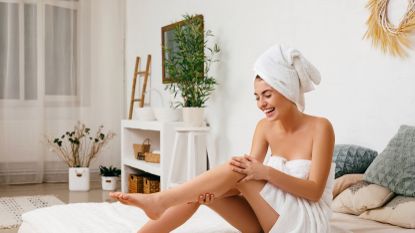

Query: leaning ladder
128 55 151 119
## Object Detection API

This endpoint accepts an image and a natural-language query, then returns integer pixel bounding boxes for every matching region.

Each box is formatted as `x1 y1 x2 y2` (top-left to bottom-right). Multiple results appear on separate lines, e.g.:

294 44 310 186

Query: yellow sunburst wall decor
364 0 415 57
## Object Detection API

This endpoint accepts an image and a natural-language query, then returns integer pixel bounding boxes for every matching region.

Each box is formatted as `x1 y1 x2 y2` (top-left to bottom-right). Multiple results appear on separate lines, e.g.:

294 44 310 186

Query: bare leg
236 180 279 232
207 195 263 233
139 190 262 233
110 163 245 219
138 203 200 233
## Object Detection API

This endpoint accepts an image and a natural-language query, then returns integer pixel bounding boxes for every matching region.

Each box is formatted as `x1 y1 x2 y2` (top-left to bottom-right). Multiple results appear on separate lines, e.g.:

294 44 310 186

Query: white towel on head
253 44 321 112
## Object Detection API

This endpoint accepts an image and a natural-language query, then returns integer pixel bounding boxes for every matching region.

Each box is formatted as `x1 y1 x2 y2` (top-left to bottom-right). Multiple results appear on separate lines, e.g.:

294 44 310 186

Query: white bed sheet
19 202 238 233
18 202 415 233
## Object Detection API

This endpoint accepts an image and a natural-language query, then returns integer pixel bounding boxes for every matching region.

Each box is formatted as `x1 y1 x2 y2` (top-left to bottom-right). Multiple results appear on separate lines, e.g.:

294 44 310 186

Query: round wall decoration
364 0 415 57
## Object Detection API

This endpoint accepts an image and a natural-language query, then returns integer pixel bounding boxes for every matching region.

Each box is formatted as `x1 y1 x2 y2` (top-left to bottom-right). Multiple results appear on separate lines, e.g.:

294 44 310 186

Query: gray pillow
364 125 415 197
333 144 378 178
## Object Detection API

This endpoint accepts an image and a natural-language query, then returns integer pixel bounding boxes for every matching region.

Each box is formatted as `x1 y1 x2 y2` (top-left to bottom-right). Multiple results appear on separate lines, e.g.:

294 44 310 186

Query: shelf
122 120 162 131
123 157 161 176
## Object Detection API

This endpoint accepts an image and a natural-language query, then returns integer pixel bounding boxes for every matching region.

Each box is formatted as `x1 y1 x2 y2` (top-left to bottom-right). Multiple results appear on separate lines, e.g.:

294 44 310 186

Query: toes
109 192 120 197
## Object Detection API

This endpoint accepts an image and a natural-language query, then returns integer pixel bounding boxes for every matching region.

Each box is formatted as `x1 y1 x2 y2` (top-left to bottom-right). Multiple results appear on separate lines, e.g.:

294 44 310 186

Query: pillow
332 180 395 215
359 196 415 229
333 144 378 178
332 174 364 198
364 125 415 197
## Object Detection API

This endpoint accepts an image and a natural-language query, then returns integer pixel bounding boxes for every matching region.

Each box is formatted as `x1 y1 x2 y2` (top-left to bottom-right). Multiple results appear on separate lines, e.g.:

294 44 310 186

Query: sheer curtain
0 0 106 184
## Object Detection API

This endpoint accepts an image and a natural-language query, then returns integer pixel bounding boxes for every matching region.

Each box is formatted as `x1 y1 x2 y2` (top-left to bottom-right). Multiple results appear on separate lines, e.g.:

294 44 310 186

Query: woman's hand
187 193 215 205
197 193 215 205
230 155 268 182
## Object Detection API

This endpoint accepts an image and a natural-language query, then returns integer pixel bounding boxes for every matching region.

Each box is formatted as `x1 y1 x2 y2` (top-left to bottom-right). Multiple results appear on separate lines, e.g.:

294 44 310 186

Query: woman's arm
248 119 269 163
232 118 334 202
265 118 335 202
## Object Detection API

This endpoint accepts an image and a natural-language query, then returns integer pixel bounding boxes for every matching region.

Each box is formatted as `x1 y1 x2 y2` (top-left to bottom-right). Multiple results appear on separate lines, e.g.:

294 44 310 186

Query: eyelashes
255 95 271 101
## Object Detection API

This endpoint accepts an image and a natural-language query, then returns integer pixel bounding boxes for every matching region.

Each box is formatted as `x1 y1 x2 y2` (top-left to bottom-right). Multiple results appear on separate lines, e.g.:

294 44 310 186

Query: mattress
18 202 415 233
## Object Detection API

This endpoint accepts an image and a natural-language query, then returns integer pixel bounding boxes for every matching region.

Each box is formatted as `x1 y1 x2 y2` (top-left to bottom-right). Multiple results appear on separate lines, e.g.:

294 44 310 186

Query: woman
111 44 335 233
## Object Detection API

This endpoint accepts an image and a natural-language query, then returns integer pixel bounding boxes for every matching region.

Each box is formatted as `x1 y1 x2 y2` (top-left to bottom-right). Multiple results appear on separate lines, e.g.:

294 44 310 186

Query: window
0 0 79 102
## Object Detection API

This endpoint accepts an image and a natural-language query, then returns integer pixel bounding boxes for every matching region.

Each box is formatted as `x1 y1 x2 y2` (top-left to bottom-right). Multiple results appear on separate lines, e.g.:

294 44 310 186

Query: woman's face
254 77 292 121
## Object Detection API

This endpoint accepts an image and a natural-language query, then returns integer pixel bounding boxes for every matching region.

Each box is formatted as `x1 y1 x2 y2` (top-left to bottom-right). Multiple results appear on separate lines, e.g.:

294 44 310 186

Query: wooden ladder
128 55 151 119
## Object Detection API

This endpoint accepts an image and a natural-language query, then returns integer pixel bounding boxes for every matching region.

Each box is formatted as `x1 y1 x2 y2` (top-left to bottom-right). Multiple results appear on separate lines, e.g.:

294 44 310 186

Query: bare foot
109 192 165 220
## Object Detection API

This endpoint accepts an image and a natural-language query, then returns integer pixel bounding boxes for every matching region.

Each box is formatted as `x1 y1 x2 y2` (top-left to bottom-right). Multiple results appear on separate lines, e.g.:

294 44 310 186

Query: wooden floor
0 182 118 233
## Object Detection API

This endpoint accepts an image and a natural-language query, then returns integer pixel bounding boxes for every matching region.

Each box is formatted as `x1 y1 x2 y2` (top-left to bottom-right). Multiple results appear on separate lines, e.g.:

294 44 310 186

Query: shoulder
253 118 272 138
255 118 274 133
256 118 269 128
312 117 333 132
309 116 335 143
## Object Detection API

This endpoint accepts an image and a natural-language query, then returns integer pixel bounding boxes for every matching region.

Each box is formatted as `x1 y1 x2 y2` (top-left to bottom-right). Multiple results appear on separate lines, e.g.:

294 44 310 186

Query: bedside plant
99 165 121 191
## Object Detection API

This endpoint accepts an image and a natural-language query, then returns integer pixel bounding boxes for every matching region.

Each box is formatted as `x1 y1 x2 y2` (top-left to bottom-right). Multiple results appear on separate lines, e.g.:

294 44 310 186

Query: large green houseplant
164 14 220 126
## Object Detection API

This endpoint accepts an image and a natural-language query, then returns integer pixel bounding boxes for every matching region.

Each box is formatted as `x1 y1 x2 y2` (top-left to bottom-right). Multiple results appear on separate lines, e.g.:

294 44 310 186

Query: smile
264 108 275 114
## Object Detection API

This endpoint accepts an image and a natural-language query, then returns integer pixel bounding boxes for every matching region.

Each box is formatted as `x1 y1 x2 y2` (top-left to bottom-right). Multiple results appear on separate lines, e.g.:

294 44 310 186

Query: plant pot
134 107 155 121
153 107 182 122
101 176 118 191
68 167 90 191
182 107 205 127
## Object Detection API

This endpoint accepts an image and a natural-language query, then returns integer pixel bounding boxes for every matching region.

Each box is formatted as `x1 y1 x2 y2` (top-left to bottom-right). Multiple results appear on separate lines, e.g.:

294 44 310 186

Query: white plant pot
101 176 118 191
182 107 205 127
134 107 155 121
69 167 90 191
153 107 182 122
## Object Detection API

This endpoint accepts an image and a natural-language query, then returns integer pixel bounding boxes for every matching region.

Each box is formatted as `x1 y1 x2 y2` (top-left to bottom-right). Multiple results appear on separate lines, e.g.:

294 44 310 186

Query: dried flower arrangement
45 121 116 167
364 0 415 57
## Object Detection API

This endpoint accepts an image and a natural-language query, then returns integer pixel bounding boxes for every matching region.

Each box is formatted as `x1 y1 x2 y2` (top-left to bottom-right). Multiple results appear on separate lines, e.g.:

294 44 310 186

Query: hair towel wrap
253 44 321 112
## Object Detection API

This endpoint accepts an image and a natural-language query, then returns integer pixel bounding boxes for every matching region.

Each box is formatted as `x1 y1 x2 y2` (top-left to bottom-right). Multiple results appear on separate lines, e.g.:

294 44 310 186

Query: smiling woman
110 44 335 233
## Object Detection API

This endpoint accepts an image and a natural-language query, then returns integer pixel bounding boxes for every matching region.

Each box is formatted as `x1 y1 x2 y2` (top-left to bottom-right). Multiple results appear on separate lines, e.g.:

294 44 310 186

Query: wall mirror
161 15 204 84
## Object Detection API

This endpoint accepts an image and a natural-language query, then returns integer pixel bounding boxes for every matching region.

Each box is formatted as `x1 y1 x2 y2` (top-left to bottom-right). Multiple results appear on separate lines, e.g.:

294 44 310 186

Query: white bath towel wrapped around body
260 155 335 233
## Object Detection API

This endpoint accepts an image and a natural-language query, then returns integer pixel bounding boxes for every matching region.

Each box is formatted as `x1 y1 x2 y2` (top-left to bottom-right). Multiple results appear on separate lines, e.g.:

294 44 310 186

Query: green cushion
364 125 415 197
333 144 378 178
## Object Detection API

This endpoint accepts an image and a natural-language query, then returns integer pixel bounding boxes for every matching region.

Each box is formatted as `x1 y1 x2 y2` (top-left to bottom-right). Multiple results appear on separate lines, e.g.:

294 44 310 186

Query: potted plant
164 14 220 127
99 165 121 191
45 121 115 191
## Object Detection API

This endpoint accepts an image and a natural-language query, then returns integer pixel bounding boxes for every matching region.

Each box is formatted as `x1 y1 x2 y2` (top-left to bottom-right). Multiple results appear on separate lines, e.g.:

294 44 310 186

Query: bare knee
235 180 249 192
224 160 245 179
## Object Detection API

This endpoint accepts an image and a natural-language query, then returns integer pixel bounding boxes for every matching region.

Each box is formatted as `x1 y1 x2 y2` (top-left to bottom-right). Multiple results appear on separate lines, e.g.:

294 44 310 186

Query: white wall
125 0 415 163
87 0 124 167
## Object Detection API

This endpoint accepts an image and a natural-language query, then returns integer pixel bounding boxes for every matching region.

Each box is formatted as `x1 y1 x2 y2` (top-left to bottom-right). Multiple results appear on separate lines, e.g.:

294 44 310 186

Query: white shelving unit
121 120 184 192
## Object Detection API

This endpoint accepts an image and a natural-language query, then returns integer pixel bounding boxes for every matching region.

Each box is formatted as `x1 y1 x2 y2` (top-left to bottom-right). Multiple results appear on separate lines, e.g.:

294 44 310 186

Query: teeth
264 108 274 113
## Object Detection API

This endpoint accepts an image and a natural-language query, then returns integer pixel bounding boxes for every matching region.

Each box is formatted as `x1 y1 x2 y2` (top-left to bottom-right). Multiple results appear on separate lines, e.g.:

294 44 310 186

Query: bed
18 202 415 233
21 126 415 233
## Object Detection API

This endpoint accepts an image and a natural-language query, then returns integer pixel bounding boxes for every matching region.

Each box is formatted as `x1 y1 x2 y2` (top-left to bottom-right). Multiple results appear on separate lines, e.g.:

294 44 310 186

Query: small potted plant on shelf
99 165 121 191
45 121 115 191
164 14 220 127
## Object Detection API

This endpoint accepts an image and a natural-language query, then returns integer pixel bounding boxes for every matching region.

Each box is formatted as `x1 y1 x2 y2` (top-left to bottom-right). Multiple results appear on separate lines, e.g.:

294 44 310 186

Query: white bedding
19 202 238 233
18 202 415 233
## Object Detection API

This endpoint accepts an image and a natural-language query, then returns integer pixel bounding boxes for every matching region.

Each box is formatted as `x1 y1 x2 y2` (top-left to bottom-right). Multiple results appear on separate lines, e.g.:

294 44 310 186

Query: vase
182 107 205 127
68 167 90 191
101 176 118 191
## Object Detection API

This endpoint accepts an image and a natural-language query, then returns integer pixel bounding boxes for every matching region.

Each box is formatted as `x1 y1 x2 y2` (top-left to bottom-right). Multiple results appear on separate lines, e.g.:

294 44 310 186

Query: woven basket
144 176 160 194
133 138 151 160
128 174 144 193
144 152 160 163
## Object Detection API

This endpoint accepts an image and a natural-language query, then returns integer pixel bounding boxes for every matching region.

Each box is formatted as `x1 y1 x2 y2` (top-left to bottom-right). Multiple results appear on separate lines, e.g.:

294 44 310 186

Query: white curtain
0 0 122 184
